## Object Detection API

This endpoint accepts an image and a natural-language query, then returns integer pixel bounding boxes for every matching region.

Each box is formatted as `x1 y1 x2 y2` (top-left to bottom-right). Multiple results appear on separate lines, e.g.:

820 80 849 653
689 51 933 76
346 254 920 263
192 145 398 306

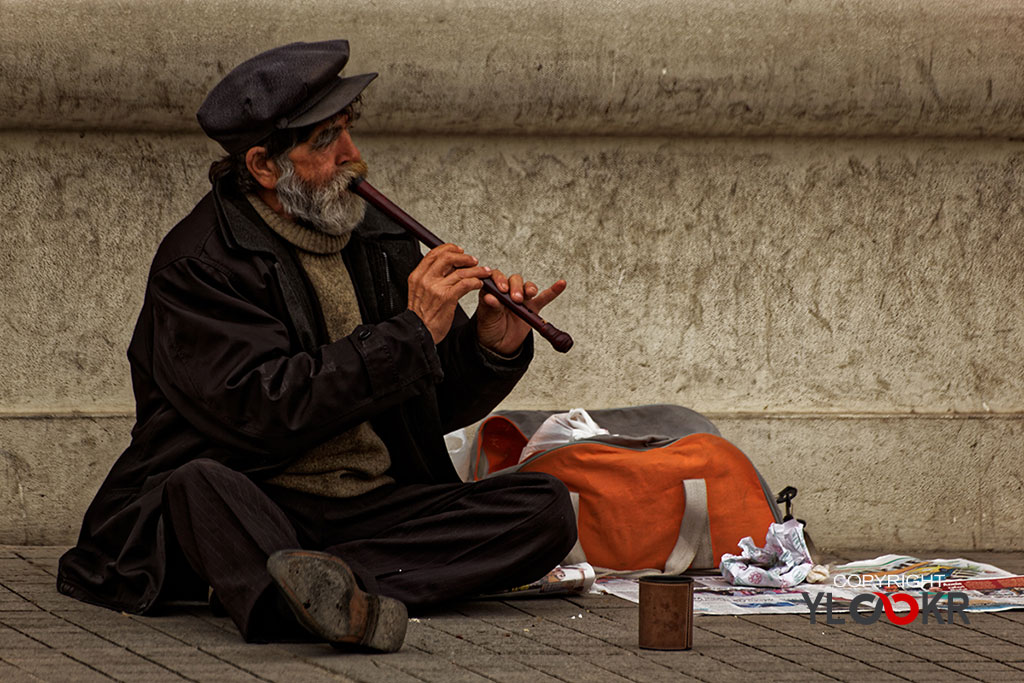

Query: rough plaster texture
1 0 1022 548
4 133 1022 414
0 416 130 545
3 0 1024 137
715 415 1024 552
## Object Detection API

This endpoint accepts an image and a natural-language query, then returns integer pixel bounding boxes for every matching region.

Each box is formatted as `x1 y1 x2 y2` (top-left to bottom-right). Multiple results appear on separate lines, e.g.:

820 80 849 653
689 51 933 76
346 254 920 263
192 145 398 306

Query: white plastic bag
519 408 609 463
444 428 473 481
719 519 817 588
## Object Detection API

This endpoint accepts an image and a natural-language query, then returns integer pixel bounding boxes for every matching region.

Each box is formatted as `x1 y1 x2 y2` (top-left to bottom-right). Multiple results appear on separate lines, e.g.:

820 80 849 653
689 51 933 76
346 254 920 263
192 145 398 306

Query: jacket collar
210 179 413 334
212 179 283 255
211 180 323 350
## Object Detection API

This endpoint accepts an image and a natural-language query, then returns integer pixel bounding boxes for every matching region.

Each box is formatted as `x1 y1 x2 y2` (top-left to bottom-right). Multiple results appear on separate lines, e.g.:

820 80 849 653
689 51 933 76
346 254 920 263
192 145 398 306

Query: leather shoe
266 550 407 652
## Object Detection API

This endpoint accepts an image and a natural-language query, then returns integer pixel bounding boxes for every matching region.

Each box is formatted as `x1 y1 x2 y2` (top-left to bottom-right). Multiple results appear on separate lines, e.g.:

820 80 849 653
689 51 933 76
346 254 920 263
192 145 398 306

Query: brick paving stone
2 622 120 652
538 613 639 649
828 672 908 682
56 619 189 653
141 613 251 648
0 590 37 612
940 634 1020 650
221 658 357 683
283 648 427 683
1 610 76 628
637 650 746 675
944 661 1024 681
567 594 635 610
404 621 498 658
496 603 637 653
753 674 835 682
272 663 344 682
815 634 929 662
0 659 45 683
10 547 64 560
907 648 991 663
9 584 84 604
505 597 596 618
0 571 56 586
996 612 1024 623
61 647 189 681
4 652 115 682
425 610 535 634
513 654 637 682
578 654 703 682
802 656 892 673
373 654 493 683
717 655 817 674
2 614 124 650
956 644 1024 660
848 627 990 662
454 654 566 682
702 618 777 634
144 648 269 682
30 630 122 651
426 615 566 655
0 624 51 651
511 622 618 654
960 616 1024 641
589 603 638 619
767 643 859 660
723 632 811 648
892 663 983 682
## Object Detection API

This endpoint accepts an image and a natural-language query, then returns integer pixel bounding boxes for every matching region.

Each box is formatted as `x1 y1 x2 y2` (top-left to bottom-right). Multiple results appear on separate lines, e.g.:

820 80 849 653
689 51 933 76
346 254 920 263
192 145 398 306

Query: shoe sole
266 550 407 652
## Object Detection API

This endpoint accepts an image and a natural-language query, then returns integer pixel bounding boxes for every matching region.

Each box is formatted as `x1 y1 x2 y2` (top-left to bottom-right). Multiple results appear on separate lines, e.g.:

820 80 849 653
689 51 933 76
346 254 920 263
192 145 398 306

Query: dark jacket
57 182 533 613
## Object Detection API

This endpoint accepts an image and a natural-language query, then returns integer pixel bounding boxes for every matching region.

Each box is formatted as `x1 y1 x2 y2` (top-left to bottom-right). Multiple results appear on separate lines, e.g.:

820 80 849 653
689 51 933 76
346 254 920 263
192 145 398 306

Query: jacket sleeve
149 255 442 459
432 307 534 433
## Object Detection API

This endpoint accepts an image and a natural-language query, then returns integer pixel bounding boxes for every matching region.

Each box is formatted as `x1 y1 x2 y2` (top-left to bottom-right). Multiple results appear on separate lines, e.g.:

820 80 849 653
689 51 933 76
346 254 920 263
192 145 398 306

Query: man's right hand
407 243 491 344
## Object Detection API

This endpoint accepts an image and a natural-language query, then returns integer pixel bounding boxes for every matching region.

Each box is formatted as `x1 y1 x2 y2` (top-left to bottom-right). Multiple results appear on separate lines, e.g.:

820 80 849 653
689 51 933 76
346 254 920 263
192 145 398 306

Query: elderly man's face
272 114 369 236
288 115 363 185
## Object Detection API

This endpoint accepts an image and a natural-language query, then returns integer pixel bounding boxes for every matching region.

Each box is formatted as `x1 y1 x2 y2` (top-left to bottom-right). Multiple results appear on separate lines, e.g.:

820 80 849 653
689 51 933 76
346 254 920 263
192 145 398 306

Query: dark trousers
162 459 577 641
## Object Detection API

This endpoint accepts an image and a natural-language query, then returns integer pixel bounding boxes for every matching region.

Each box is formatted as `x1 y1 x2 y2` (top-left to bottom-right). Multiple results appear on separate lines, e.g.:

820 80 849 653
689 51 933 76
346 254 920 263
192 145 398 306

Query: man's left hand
476 270 567 356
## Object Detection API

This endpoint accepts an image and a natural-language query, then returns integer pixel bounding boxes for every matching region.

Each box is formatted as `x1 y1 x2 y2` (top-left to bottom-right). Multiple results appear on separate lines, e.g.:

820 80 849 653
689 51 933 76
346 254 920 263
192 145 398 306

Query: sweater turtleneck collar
245 193 351 255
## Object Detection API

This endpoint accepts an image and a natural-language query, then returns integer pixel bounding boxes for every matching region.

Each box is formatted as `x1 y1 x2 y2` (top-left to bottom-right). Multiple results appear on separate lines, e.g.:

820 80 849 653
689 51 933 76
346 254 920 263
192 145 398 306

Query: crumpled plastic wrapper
719 519 824 588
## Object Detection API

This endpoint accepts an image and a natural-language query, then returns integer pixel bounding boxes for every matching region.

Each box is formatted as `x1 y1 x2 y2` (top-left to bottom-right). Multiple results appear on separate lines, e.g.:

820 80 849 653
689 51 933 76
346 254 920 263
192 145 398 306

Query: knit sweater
247 194 393 498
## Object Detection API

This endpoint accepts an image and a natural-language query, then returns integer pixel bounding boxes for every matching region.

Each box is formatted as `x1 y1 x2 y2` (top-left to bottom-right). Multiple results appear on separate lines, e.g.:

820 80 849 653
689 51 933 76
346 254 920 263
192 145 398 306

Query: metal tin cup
638 575 694 650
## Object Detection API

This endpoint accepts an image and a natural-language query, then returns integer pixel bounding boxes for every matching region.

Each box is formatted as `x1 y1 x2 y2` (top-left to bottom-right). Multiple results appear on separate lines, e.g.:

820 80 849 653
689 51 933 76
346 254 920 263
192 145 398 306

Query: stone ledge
3 0 1024 137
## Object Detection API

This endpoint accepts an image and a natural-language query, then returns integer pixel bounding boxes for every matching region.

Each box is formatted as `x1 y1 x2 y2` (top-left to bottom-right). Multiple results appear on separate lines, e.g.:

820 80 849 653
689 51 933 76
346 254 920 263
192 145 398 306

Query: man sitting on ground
57 39 577 652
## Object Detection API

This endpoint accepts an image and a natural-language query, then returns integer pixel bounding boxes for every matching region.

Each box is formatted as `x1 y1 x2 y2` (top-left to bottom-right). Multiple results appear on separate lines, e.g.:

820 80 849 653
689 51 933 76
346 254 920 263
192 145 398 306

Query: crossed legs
162 459 576 642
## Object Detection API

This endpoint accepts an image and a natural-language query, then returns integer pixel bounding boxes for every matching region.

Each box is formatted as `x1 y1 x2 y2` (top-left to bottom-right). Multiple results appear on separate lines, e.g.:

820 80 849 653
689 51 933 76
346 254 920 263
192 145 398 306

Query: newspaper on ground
481 563 596 599
830 554 1024 613
591 555 1024 614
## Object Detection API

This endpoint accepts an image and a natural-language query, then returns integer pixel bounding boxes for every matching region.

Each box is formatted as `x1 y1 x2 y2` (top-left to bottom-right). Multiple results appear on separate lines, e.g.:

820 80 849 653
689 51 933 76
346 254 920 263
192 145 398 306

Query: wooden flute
349 177 573 353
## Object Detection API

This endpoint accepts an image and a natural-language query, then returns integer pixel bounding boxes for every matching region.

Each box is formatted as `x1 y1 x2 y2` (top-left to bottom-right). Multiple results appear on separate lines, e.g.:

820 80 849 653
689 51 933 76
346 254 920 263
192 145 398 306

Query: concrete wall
2 0 1022 551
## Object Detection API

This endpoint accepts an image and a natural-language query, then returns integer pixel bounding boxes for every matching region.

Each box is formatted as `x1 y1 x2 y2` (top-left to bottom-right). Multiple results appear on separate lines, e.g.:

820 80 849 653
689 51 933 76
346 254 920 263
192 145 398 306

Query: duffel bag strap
561 480 715 573
663 479 714 573
562 492 589 565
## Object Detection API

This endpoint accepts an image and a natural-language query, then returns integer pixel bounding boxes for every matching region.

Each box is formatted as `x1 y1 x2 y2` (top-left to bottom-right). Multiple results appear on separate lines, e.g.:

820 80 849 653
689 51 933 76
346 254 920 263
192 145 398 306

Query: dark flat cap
197 40 377 154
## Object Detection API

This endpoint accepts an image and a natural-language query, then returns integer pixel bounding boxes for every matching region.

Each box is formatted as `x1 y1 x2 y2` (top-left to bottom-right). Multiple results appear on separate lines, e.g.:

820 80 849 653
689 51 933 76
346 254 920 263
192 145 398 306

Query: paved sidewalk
2 546 1023 682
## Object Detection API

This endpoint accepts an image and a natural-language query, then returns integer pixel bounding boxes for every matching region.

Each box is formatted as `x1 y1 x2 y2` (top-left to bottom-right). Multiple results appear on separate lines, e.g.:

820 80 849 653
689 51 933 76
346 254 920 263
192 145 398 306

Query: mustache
329 159 369 190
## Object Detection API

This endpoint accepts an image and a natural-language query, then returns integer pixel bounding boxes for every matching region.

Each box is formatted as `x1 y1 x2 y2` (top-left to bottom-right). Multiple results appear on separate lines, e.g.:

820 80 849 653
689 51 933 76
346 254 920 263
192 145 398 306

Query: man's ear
245 147 279 190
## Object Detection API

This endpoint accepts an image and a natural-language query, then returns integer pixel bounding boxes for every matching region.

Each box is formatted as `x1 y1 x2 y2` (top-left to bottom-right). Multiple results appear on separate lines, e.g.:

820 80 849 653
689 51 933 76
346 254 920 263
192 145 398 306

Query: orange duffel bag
472 406 782 574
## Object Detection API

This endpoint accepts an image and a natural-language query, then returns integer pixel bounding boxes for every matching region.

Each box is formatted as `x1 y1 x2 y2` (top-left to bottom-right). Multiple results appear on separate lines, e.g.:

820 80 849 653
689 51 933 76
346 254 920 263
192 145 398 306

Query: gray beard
274 157 368 236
